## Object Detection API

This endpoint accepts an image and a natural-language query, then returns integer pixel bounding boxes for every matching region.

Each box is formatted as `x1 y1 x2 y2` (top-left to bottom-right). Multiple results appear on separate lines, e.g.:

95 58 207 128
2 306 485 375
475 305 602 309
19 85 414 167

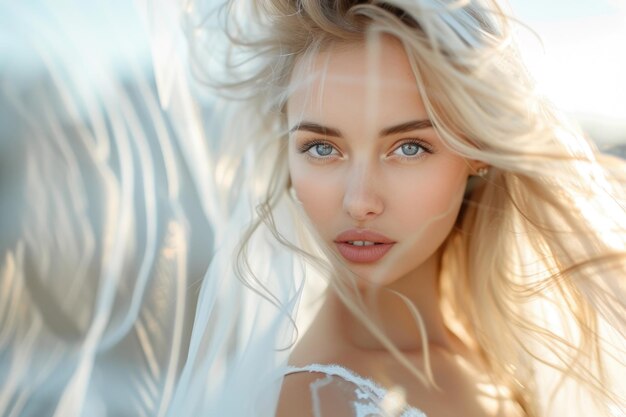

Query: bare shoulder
274 372 313 417
275 370 362 417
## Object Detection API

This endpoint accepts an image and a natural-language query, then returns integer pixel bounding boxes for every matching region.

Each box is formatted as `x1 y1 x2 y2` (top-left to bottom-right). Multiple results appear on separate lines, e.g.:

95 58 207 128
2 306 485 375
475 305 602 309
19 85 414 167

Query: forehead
287 36 429 127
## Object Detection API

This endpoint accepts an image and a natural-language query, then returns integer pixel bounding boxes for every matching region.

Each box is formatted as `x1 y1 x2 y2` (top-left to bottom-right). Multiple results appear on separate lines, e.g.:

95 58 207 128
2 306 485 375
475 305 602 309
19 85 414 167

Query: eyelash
297 140 330 153
297 139 434 161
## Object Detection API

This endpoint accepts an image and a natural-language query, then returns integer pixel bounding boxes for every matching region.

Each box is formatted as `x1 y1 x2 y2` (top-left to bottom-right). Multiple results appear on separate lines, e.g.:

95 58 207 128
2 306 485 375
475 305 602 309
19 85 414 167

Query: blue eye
313 143 334 156
299 141 340 159
391 141 431 158
400 143 420 156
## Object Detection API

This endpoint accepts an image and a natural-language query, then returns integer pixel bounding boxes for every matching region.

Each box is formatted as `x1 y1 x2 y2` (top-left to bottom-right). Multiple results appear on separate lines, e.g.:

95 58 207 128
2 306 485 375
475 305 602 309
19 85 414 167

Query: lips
334 229 396 263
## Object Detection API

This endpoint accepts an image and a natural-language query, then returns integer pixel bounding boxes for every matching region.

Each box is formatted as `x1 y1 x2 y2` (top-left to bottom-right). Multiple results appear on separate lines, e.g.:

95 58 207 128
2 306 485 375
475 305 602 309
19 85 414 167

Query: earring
476 167 489 178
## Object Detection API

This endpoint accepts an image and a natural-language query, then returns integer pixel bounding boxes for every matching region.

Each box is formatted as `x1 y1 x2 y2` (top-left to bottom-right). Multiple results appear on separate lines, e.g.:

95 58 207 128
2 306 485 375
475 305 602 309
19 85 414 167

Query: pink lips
334 229 396 263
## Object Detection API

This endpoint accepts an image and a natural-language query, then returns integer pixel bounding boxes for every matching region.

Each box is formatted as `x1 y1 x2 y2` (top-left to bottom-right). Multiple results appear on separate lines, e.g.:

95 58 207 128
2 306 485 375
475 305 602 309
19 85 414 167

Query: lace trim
285 363 427 417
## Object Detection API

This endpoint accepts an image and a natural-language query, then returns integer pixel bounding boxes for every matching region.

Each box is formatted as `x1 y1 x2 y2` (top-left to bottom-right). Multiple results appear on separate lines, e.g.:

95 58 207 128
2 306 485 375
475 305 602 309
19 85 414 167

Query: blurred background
511 0 626 152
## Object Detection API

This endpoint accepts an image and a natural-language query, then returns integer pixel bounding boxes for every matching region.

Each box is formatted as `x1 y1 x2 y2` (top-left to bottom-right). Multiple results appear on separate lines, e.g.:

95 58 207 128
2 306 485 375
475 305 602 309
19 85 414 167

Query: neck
325 251 455 352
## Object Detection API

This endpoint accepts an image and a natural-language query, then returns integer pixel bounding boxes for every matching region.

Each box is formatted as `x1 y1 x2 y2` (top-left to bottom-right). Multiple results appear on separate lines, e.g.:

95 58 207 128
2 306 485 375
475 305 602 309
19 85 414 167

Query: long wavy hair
187 0 626 415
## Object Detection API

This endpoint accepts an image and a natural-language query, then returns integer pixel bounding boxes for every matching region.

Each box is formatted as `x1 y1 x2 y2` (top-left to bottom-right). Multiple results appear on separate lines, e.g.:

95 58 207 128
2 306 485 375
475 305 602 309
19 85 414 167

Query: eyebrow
289 122 342 137
289 119 433 137
380 119 433 136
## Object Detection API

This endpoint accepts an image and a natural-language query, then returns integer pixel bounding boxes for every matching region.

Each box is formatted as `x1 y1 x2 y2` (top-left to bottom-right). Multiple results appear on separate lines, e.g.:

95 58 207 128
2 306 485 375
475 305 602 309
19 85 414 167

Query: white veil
0 0 303 415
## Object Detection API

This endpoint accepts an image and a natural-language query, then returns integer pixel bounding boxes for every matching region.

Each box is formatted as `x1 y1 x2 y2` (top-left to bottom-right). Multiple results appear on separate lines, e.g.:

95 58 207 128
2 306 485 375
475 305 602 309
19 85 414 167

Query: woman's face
287 37 472 286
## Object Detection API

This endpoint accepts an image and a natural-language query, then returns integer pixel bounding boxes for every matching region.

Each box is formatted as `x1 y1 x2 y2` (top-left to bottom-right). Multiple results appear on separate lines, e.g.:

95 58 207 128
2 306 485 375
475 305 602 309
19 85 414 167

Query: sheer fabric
285 364 428 417
1 2 302 416
1 1 216 416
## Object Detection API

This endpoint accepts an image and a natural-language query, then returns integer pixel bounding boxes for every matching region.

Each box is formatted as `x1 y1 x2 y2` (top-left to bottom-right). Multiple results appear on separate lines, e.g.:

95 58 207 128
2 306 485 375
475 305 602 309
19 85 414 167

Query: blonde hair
188 0 626 415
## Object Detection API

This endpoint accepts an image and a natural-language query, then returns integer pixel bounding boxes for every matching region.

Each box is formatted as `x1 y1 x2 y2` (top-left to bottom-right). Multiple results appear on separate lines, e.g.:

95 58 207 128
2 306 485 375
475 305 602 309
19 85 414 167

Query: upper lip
334 229 395 244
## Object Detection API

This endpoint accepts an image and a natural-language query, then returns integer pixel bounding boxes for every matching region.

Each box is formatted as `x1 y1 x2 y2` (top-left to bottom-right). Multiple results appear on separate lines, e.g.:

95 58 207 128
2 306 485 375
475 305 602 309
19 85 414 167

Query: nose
343 164 384 222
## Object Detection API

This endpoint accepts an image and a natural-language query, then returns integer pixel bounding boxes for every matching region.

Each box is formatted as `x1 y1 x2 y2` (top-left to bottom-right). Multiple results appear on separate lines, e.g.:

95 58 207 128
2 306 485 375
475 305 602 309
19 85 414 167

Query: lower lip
335 242 395 263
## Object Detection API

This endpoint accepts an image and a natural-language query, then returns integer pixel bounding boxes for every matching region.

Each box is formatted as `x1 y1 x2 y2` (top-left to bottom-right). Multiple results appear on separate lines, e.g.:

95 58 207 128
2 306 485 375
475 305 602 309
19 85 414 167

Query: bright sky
510 0 626 125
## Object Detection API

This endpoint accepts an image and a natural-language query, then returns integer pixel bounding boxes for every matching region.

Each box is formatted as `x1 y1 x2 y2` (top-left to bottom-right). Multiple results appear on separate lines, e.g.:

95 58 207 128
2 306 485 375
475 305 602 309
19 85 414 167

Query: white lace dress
285 364 427 417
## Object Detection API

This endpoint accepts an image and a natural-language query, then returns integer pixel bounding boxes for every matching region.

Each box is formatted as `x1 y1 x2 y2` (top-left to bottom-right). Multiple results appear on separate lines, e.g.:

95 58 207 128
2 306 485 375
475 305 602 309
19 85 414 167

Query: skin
278 36 520 417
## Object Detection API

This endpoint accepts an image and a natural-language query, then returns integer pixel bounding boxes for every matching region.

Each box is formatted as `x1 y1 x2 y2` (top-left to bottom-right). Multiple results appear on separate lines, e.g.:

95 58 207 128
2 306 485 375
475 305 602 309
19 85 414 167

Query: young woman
169 0 626 416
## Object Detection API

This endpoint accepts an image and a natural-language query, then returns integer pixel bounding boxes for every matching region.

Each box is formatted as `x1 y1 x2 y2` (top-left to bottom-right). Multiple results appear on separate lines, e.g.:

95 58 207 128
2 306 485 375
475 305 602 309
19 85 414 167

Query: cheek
369 160 467 284
389 158 468 253
395 160 467 224
288 155 341 235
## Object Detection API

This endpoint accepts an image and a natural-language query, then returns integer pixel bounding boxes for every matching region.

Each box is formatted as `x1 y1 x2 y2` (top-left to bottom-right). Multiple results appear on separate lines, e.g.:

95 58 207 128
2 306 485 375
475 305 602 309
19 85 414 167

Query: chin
345 265 401 290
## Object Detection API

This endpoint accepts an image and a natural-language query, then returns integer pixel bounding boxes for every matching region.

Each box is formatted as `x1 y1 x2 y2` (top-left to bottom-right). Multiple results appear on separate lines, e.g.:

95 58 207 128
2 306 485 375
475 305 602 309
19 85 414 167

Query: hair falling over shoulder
186 0 626 415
